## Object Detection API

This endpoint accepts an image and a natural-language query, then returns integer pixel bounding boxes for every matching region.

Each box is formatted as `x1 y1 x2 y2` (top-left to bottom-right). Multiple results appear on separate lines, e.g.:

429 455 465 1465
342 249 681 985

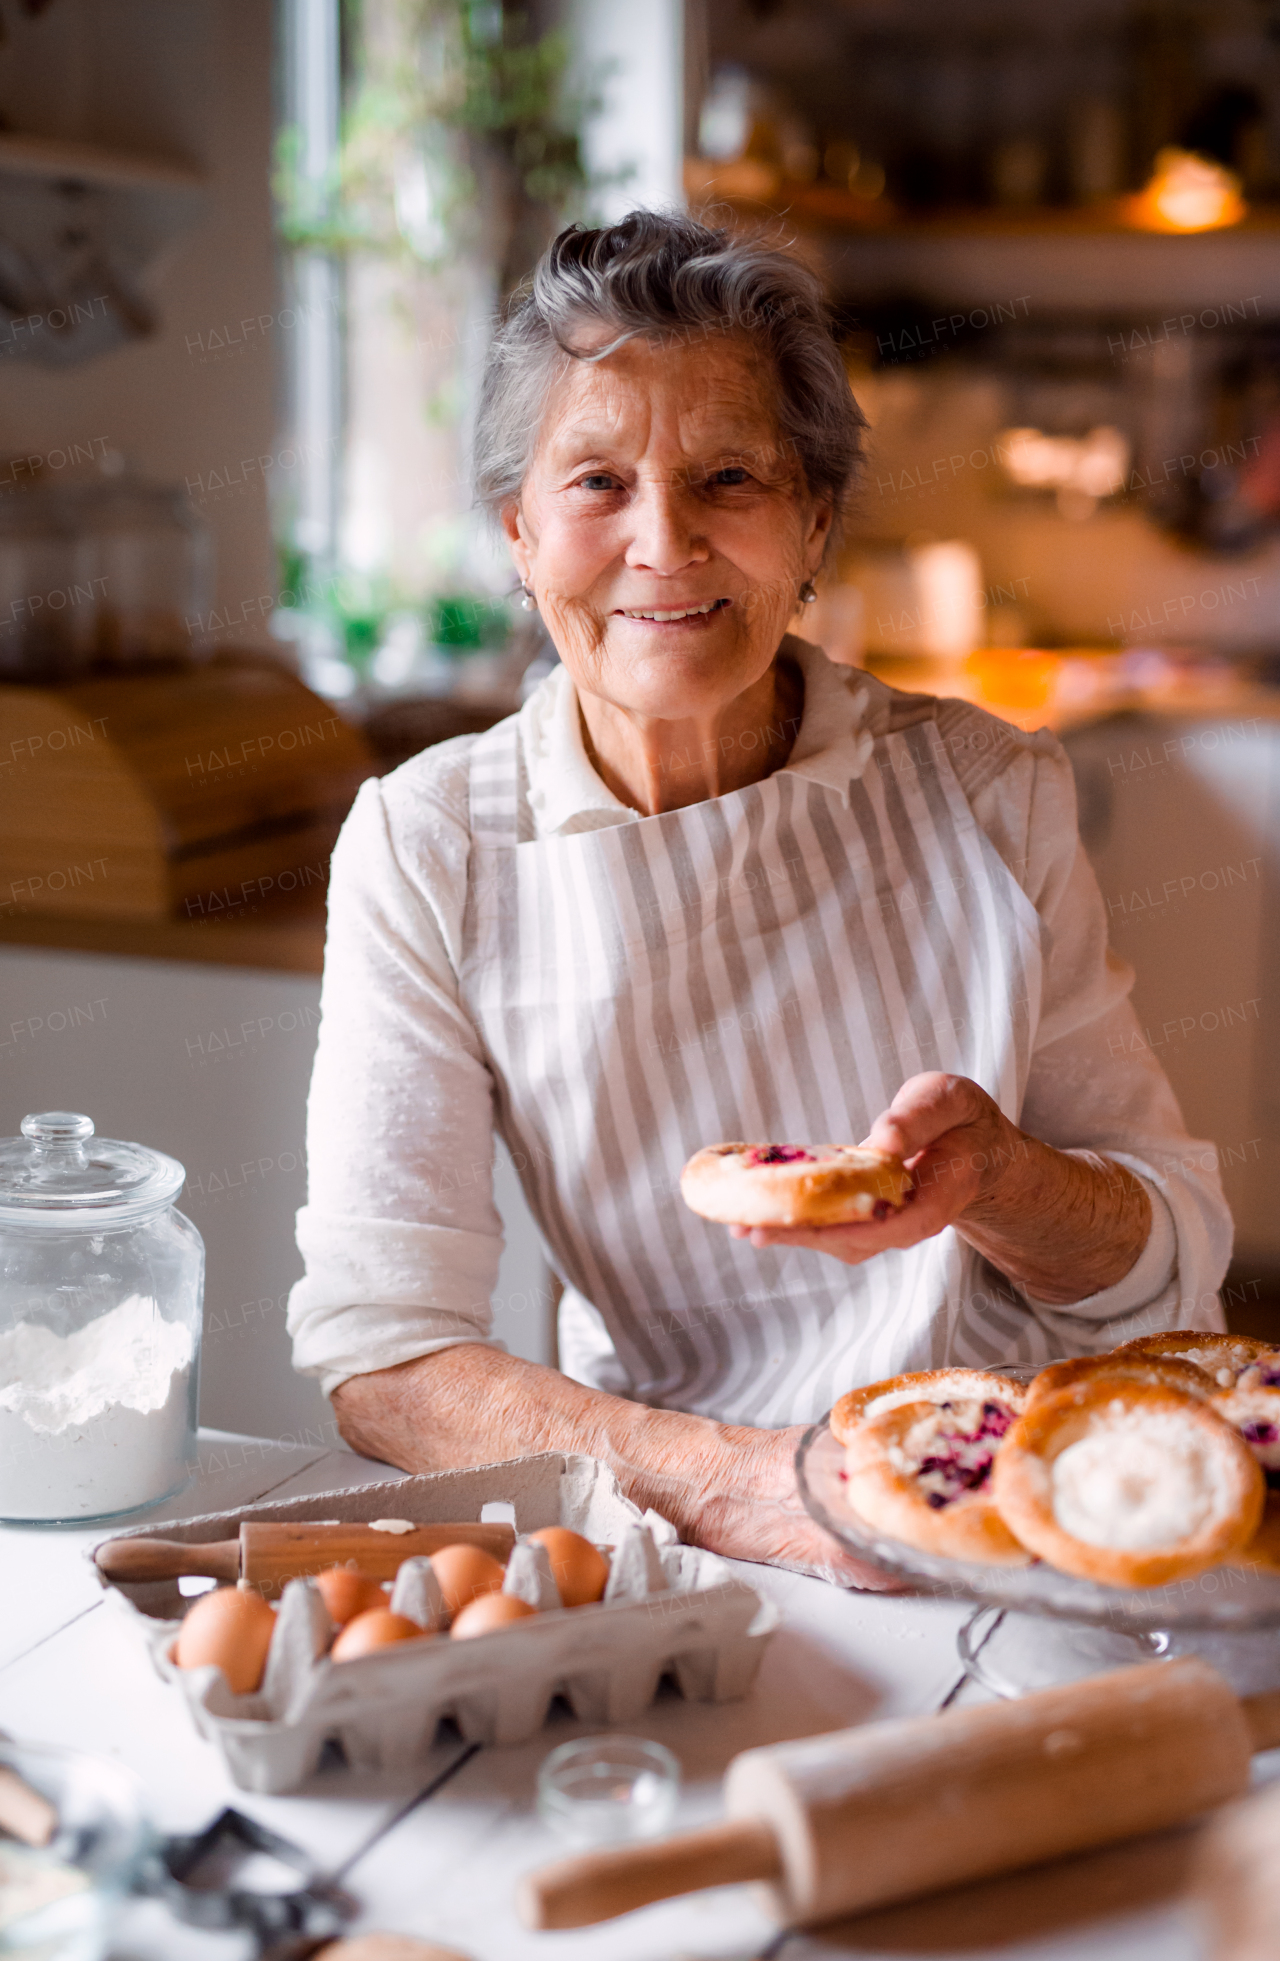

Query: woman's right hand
335 1346 897 1590
605 1411 900 1590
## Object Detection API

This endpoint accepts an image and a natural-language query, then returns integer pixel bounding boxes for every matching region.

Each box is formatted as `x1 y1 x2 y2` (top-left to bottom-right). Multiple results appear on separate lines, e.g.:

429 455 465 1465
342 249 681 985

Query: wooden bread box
0 656 373 922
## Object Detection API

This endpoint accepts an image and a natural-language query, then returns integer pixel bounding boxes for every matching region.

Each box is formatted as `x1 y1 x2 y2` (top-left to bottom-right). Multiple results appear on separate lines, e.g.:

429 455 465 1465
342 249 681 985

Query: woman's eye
710 467 750 487
578 473 620 491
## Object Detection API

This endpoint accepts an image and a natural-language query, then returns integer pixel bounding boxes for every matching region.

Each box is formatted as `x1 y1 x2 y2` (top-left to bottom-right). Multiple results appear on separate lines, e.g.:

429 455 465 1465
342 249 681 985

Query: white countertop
0 1430 1243 1961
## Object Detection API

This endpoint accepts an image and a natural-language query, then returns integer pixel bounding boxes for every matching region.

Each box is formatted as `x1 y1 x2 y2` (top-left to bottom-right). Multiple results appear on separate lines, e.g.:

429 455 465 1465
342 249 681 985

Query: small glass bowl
536 1736 680 1849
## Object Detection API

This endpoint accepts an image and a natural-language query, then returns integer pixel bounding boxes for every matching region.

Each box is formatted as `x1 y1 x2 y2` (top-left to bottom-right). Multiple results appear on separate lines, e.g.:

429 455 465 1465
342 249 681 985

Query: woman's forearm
957 1137 1152 1306
330 1343 890 1584
332 1341 750 1536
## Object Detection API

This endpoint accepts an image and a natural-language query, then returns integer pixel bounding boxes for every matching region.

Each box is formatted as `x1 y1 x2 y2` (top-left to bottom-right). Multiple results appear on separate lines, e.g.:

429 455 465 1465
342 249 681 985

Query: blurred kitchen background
2 0 1279 1443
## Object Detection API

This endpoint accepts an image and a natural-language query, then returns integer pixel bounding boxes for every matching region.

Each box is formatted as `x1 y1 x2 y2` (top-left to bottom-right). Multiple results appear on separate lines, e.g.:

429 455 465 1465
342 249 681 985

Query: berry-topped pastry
1212 1376 1280 1481
1212 1371 1280 1575
1115 1332 1280 1392
680 1142 911 1228
993 1381 1264 1587
841 1397 1030 1565
830 1367 1027 1447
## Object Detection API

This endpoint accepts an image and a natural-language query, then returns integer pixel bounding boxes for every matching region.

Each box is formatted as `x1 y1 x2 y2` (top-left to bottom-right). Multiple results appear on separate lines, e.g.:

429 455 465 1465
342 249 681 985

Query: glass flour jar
0 1112 204 1525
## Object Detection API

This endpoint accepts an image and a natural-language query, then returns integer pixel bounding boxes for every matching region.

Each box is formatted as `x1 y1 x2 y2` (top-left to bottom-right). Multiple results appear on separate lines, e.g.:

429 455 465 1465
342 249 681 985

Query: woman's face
503 330 831 723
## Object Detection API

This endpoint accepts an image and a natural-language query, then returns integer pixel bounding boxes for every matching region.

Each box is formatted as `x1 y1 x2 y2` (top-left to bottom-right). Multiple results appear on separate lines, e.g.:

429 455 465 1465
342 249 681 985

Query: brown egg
450 1592 538 1639
526 1527 609 1607
330 1609 430 1661
314 1566 389 1625
174 1585 275 1695
429 1544 507 1620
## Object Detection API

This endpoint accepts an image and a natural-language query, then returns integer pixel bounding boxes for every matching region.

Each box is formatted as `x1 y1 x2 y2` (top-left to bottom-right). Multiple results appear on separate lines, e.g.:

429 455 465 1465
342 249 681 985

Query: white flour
0 1294 194 1520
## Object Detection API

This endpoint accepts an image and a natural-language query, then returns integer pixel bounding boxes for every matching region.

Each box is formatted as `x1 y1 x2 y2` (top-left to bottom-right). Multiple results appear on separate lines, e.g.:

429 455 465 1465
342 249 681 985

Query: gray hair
473 210 864 552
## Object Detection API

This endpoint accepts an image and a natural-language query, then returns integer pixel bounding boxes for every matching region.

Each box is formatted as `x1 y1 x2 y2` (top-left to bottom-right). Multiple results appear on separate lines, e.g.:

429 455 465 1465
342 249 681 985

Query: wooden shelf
0 886 327 974
0 131 202 193
684 161 1280 240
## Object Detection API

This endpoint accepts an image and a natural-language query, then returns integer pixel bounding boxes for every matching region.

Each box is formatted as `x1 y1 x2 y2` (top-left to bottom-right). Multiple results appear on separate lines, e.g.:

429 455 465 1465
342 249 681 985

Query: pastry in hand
1114 1331 1280 1392
841 1397 1030 1565
831 1368 1027 1446
680 1142 910 1228
992 1381 1264 1587
1026 1351 1213 1408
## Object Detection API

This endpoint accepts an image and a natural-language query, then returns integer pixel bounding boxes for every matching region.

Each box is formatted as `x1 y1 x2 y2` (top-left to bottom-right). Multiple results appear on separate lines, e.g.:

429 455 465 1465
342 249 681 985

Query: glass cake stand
797 1407 1280 1700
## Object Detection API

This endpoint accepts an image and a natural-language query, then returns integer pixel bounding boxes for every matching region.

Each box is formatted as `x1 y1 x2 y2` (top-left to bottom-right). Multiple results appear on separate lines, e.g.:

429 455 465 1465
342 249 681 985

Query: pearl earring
520 582 537 613
799 579 817 605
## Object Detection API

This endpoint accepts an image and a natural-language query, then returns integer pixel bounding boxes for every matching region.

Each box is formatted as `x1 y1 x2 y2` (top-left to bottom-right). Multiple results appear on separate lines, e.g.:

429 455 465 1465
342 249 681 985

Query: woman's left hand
730 1072 1151 1306
731 1072 1016 1265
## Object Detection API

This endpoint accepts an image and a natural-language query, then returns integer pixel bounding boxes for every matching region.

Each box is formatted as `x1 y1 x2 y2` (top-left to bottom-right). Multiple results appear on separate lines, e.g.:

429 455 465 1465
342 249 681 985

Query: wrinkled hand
702 1424 900 1589
731 1072 1021 1267
612 1415 901 1591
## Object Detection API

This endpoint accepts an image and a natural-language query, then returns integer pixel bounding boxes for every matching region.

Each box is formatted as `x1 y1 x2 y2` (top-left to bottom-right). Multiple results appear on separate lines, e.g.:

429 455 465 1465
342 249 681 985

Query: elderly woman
288 212 1230 1581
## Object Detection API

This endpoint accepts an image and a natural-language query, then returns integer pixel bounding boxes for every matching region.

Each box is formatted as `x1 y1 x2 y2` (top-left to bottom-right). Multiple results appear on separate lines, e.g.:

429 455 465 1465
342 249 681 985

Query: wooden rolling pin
521 1658 1280 1932
1194 1777 1280 1961
95 1519 515 1596
0 1765 57 1847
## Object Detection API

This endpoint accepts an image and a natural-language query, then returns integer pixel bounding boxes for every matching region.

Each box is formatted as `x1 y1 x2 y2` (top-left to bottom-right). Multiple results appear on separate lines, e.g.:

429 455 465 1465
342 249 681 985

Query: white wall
0 947 555 1444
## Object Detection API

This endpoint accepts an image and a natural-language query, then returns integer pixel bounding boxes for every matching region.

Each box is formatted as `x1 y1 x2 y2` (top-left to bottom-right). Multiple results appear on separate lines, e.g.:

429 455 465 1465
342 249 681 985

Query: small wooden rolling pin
94 1519 515 1597
521 1658 1280 1932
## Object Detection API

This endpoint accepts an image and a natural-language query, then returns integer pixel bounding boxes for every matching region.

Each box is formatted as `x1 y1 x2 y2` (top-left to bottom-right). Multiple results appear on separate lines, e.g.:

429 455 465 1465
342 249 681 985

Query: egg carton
92 1450 779 1793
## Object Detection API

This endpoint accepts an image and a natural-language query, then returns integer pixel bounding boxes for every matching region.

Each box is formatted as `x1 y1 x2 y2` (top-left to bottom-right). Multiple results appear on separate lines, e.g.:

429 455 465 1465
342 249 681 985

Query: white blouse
288 643 1230 1402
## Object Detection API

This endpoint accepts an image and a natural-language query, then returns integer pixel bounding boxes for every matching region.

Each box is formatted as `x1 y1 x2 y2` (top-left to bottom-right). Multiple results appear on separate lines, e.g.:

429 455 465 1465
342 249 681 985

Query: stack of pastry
830 1332 1280 1585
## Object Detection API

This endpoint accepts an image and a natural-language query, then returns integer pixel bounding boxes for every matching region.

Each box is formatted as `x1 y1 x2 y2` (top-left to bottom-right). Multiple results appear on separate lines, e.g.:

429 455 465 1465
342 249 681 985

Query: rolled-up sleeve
287 746 504 1396
972 738 1233 1350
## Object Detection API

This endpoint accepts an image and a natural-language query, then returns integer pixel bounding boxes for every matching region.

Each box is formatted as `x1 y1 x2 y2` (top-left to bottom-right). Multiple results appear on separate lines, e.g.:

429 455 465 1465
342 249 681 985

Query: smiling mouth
616 598 731 623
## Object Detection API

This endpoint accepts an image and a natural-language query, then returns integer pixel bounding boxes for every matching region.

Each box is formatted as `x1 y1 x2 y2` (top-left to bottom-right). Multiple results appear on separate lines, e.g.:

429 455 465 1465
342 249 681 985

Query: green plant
427 590 510 650
274 0 601 289
271 1 619 682
276 539 310 606
325 571 393 673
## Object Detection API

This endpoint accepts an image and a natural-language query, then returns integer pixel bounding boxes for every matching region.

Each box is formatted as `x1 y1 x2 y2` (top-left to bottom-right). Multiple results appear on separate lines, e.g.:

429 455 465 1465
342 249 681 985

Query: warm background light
1130 146 1246 232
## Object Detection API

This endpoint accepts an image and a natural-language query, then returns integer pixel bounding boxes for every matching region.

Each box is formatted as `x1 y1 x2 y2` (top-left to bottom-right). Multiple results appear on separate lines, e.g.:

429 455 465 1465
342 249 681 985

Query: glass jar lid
0 1113 185 1229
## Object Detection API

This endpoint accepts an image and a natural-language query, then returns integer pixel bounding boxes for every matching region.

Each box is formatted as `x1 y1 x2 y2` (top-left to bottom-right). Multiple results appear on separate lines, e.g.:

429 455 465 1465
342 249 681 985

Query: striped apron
459 706 1048 1428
